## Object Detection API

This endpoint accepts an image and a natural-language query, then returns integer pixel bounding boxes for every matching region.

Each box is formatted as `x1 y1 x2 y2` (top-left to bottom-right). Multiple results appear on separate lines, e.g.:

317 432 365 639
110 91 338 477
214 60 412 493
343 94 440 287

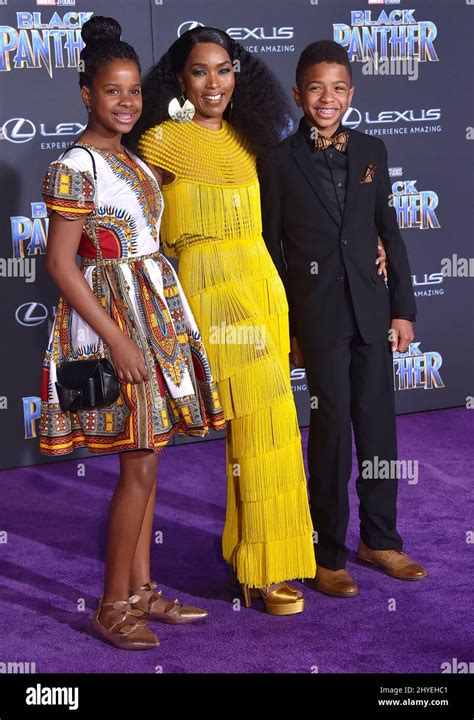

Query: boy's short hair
296 40 352 87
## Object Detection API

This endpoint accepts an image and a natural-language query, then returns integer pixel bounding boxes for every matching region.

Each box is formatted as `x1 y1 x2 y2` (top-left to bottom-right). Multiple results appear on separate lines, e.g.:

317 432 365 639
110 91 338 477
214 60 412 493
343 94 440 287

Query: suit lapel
290 132 342 229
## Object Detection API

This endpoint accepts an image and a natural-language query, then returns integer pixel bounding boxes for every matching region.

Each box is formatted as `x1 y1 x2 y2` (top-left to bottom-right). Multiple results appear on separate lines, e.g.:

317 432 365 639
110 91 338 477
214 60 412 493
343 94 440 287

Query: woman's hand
108 332 148 384
290 336 305 368
376 237 388 281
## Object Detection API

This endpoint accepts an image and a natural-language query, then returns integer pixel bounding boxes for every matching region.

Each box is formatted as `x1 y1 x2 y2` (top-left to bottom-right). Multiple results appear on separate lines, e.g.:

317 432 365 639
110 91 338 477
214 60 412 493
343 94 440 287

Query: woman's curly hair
125 26 293 156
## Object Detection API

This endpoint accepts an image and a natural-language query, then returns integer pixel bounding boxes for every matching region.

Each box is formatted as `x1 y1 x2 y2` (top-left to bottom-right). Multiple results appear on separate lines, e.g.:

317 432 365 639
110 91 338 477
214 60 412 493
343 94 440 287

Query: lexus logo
1 118 36 143
177 21 204 37
342 107 362 130
15 302 48 327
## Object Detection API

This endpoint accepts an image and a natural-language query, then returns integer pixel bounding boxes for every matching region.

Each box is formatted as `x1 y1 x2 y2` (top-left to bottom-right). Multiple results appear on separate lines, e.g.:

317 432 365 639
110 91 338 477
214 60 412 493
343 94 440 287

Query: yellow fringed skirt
178 235 317 588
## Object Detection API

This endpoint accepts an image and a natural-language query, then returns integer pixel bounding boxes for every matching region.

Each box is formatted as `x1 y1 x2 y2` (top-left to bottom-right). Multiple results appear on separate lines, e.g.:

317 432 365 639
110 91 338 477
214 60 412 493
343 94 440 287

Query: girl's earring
226 98 234 120
168 94 195 123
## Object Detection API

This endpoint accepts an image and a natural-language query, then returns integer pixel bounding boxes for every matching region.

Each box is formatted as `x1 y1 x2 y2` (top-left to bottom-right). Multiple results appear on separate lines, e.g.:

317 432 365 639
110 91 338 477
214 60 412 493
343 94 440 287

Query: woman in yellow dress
127 27 317 614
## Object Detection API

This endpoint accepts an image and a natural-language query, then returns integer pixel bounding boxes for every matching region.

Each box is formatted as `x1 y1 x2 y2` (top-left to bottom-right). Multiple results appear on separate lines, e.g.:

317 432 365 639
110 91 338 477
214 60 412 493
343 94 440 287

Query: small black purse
56 358 119 411
54 145 120 412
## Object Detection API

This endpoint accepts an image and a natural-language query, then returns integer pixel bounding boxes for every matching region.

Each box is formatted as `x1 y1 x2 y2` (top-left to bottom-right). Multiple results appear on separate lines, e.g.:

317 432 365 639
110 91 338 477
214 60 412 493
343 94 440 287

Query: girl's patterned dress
40 142 225 455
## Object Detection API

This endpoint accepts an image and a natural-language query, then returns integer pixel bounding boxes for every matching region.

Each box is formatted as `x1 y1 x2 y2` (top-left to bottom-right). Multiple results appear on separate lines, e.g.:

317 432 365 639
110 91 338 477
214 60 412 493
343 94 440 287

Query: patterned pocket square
359 162 376 184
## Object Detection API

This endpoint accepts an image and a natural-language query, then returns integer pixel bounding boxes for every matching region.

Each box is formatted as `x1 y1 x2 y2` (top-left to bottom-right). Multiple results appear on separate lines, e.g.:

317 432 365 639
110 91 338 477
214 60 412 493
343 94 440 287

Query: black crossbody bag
54 145 120 412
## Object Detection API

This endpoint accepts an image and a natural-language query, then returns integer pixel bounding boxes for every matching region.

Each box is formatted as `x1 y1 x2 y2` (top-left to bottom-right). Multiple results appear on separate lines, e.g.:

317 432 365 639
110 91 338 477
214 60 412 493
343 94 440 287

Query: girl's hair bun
81 16 122 45
78 15 139 88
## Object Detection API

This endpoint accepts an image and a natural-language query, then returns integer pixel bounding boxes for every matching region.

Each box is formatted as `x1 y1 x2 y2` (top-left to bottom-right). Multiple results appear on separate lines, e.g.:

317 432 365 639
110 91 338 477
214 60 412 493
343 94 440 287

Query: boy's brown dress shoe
314 566 359 598
357 540 428 580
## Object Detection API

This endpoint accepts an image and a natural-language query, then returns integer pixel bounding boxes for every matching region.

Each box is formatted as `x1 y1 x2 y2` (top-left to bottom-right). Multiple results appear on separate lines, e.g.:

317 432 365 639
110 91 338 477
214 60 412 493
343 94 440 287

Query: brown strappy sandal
91 594 160 649
129 582 208 625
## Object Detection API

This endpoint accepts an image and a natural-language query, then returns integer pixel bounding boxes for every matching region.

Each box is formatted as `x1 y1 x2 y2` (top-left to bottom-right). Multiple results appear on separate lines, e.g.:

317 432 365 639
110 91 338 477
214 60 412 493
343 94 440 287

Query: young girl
40 16 225 650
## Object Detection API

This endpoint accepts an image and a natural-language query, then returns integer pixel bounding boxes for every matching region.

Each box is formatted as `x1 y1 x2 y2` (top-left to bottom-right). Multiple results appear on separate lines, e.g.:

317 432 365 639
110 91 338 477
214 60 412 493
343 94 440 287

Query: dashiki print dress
39 142 225 455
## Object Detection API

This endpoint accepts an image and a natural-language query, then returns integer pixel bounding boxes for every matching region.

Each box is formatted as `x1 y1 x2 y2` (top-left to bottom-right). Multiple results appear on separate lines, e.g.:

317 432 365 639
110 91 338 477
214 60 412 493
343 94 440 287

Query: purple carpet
0 408 472 674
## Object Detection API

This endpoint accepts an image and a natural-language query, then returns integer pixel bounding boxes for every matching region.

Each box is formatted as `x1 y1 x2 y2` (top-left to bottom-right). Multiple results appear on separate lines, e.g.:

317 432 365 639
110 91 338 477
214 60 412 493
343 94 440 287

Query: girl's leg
125 457 209 624
99 449 158 625
129 472 157 589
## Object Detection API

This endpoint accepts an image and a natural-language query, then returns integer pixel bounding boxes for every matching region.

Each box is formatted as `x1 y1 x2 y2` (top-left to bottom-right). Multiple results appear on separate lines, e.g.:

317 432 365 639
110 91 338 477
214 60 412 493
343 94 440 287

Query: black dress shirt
298 118 414 324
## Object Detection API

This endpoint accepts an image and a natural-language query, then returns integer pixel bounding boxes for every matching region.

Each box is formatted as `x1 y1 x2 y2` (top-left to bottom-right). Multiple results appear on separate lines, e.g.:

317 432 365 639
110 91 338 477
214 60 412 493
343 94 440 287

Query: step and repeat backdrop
0 0 472 469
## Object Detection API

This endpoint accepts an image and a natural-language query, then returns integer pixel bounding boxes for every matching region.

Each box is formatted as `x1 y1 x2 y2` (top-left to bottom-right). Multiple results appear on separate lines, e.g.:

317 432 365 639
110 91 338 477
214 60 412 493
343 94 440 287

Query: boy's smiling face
293 61 354 138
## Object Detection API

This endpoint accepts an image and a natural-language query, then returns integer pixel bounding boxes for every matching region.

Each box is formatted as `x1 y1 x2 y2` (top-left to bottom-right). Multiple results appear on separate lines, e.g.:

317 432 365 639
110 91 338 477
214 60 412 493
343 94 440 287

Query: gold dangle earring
168 94 195 123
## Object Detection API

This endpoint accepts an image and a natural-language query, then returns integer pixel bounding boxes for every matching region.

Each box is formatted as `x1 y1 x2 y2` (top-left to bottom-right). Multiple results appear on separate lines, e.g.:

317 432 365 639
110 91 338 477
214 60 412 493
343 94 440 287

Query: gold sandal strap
128 584 184 614
129 581 158 593
99 595 148 635
117 617 147 636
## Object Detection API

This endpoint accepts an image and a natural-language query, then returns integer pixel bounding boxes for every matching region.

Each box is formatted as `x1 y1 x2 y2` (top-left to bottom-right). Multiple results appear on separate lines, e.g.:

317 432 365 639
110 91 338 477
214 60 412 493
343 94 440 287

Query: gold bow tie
314 131 349 153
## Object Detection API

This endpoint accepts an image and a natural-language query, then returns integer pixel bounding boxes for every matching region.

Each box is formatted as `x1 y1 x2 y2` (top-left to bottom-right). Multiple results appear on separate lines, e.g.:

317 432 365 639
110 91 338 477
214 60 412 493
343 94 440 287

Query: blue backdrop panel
0 0 472 468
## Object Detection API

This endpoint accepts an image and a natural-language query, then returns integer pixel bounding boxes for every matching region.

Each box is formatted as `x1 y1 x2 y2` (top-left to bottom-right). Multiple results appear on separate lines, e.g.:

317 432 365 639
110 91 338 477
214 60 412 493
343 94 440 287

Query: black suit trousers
302 285 403 570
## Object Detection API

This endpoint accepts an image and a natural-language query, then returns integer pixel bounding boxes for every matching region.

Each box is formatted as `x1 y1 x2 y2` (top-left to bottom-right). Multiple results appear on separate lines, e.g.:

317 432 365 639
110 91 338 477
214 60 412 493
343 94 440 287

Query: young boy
258 40 427 597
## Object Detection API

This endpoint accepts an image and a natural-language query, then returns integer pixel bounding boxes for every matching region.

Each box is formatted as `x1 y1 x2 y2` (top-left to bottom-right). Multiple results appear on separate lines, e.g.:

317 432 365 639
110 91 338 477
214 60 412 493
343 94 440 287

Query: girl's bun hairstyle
79 16 140 87
81 15 122 44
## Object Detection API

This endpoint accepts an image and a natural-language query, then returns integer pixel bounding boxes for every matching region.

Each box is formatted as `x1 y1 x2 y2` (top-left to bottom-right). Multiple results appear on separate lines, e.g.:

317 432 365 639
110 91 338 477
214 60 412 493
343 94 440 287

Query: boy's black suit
258 119 417 570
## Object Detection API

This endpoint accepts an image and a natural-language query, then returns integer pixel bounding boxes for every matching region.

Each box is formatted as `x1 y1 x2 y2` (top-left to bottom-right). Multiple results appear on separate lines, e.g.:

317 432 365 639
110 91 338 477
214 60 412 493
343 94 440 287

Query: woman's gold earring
168 94 195 123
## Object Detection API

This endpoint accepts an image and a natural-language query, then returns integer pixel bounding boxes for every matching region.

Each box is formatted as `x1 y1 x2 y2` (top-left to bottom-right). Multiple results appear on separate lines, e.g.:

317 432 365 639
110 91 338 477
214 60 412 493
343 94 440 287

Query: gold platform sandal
129 581 208 624
91 594 160 650
242 583 305 616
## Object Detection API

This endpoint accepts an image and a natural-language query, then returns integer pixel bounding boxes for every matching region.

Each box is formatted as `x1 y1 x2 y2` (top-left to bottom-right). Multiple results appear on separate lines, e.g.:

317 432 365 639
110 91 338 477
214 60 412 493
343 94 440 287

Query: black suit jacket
258 125 416 351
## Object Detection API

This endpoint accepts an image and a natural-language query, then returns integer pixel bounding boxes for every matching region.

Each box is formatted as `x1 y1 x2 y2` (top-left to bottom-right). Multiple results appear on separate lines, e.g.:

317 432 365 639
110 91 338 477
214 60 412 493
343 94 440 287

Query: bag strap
59 143 109 359
60 143 97 180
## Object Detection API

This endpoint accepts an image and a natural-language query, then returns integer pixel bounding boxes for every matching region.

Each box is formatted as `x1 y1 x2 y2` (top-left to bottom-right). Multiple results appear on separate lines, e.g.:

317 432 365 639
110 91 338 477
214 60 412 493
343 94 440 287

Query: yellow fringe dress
139 120 316 587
